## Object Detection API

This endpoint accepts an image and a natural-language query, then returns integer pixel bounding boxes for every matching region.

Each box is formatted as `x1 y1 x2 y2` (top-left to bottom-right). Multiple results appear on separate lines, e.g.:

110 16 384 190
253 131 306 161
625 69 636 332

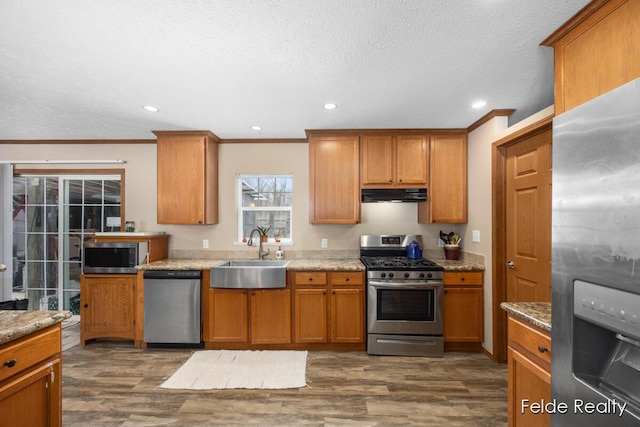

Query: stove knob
419 273 425 279
427 273 432 279
404 272 410 278
380 273 386 278
388 273 394 278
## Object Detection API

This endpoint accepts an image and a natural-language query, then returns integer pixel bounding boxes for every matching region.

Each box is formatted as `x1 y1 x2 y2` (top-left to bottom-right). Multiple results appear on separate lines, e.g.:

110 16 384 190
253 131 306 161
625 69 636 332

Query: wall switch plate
472 230 481 243
203 239 209 249
321 238 328 249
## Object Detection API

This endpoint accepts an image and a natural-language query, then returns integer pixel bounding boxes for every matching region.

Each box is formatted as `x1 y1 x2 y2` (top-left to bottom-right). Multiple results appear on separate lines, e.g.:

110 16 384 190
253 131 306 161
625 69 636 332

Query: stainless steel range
360 234 444 357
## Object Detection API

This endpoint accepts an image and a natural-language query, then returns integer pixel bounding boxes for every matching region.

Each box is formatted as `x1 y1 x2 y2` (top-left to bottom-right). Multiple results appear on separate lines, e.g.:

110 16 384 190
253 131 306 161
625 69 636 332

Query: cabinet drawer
0 326 60 383
293 272 327 286
443 271 483 286
508 316 551 368
330 272 364 286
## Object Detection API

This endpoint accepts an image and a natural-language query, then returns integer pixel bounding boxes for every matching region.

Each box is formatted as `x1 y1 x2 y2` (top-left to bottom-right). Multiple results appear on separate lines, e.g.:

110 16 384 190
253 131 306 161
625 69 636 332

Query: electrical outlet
321 238 328 249
438 239 444 248
203 239 209 249
472 230 481 243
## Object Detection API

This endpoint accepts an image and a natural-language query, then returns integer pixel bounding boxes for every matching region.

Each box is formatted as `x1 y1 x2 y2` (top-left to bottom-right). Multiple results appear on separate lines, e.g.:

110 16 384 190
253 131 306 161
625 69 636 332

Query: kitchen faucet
247 228 270 260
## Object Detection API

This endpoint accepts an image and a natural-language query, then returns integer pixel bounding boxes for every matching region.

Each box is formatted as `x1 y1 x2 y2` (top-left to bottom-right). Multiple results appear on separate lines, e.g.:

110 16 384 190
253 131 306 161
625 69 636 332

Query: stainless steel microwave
82 241 149 274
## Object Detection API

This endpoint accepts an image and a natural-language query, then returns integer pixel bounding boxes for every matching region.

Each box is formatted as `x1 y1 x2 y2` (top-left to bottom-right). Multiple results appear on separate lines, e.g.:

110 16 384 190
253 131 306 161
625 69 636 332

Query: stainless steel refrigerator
552 77 640 426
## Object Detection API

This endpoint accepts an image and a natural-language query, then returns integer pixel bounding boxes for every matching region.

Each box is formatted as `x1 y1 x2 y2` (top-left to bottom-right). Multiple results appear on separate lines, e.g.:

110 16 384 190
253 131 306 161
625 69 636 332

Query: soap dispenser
275 246 285 260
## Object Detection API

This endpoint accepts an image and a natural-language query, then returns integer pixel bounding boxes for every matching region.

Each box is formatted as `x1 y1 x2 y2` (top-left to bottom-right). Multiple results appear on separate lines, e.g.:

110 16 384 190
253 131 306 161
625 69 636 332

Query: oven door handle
368 281 442 290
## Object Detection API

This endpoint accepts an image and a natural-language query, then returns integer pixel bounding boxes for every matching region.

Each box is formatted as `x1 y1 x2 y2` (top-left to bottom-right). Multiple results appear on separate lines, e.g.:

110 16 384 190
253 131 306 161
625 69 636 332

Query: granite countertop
500 302 551 332
139 257 482 272
432 259 485 271
286 259 365 271
138 258 227 270
0 310 72 346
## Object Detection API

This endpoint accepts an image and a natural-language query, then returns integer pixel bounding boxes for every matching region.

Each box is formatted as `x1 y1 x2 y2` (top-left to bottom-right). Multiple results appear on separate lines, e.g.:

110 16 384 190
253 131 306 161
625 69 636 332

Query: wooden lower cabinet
0 325 62 427
205 288 291 345
443 271 483 351
203 270 365 350
80 274 136 346
293 271 365 350
507 315 551 427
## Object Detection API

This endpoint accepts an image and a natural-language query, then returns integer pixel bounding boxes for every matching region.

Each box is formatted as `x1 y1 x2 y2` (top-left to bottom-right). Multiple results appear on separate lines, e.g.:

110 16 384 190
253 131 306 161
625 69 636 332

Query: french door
12 174 122 313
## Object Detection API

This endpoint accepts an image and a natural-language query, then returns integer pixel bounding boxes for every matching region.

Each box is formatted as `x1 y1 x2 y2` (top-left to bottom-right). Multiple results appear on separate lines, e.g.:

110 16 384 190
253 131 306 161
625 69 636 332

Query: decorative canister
125 221 135 232
444 244 460 260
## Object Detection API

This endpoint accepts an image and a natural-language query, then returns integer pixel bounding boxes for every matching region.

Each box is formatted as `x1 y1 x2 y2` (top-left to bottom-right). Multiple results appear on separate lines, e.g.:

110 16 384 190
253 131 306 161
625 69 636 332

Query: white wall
0 141 449 255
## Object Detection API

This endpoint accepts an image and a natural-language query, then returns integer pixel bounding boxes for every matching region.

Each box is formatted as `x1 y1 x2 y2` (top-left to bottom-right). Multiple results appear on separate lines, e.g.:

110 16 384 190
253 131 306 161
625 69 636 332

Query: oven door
367 280 443 335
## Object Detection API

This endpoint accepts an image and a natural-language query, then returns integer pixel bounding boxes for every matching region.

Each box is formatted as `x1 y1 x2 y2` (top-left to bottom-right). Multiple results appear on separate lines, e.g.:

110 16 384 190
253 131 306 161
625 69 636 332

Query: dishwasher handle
143 270 201 279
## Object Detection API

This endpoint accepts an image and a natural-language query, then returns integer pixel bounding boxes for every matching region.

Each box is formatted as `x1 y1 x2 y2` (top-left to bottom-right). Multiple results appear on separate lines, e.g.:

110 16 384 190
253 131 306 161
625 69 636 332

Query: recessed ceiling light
143 105 159 112
323 103 337 110
251 125 262 131
471 101 487 109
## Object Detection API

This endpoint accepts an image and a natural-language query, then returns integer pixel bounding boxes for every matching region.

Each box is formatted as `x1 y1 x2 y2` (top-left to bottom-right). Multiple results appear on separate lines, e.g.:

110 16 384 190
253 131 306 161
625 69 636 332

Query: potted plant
256 226 271 242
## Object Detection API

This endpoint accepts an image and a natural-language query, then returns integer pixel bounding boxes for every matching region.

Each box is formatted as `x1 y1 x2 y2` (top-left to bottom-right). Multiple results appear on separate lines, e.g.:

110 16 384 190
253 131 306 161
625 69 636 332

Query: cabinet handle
537 345 549 354
3 359 17 368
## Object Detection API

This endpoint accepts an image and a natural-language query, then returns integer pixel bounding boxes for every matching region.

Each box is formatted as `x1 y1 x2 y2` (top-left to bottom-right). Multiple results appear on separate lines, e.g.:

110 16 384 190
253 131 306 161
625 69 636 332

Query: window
12 174 122 313
238 174 292 244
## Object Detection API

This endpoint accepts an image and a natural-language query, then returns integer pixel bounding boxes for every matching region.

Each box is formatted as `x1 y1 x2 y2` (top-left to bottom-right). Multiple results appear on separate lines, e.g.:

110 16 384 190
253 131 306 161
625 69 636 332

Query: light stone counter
0 310 72 345
138 257 484 272
500 302 551 332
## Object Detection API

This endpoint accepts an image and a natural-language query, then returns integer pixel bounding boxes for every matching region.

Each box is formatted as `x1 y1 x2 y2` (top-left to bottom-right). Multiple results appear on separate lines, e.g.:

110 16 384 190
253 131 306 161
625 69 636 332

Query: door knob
507 261 515 269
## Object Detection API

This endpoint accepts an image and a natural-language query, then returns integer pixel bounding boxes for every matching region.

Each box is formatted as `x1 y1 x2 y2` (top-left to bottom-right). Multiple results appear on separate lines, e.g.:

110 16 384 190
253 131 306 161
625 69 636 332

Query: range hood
361 188 427 203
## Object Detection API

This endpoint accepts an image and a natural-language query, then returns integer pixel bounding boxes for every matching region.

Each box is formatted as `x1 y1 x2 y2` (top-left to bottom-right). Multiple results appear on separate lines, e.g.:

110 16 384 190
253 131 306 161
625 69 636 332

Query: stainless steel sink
210 260 290 289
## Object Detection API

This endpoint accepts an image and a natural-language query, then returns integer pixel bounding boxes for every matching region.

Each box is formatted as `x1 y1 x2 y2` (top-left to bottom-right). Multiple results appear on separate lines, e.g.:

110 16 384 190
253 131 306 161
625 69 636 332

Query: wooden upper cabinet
154 130 219 225
419 133 468 223
308 133 360 224
542 0 640 114
361 134 428 187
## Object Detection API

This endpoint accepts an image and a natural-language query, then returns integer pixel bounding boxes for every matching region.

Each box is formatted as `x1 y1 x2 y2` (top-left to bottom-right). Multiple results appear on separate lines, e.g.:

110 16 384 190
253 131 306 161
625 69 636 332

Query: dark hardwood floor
61 326 507 426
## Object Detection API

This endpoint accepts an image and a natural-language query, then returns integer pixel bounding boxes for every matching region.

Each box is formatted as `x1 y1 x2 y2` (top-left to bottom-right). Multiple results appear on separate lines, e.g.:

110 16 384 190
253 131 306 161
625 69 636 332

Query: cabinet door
508 347 551 427
81 275 136 342
207 289 249 342
395 135 428 185
361 135 394 185
330 288 364 343
421 134 468 223
0 358 61 427
294 289 328 343
156 131 219 225
309 135 360 224
443 287 483 342
251 289 291 344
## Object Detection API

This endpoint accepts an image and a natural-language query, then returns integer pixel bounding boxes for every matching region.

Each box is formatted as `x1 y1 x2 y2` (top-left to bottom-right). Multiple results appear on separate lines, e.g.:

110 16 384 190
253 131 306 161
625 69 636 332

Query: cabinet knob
3 359 16 368
83 303 88 308
460 277 465 281
345 277 350 282
308 278 313 281
537 345 549 354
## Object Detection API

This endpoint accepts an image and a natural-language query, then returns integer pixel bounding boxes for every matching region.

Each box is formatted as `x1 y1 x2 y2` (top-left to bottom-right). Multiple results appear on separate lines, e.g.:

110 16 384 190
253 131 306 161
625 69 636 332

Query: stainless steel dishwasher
143 270 202 346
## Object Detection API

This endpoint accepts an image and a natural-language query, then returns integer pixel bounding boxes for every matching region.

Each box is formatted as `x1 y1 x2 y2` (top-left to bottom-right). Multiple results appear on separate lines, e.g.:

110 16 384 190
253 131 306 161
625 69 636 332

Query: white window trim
235 174 293 245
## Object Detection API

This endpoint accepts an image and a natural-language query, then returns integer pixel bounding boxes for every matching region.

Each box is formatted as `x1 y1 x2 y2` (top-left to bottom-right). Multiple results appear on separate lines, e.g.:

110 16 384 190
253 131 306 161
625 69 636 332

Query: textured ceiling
0 0 589 140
